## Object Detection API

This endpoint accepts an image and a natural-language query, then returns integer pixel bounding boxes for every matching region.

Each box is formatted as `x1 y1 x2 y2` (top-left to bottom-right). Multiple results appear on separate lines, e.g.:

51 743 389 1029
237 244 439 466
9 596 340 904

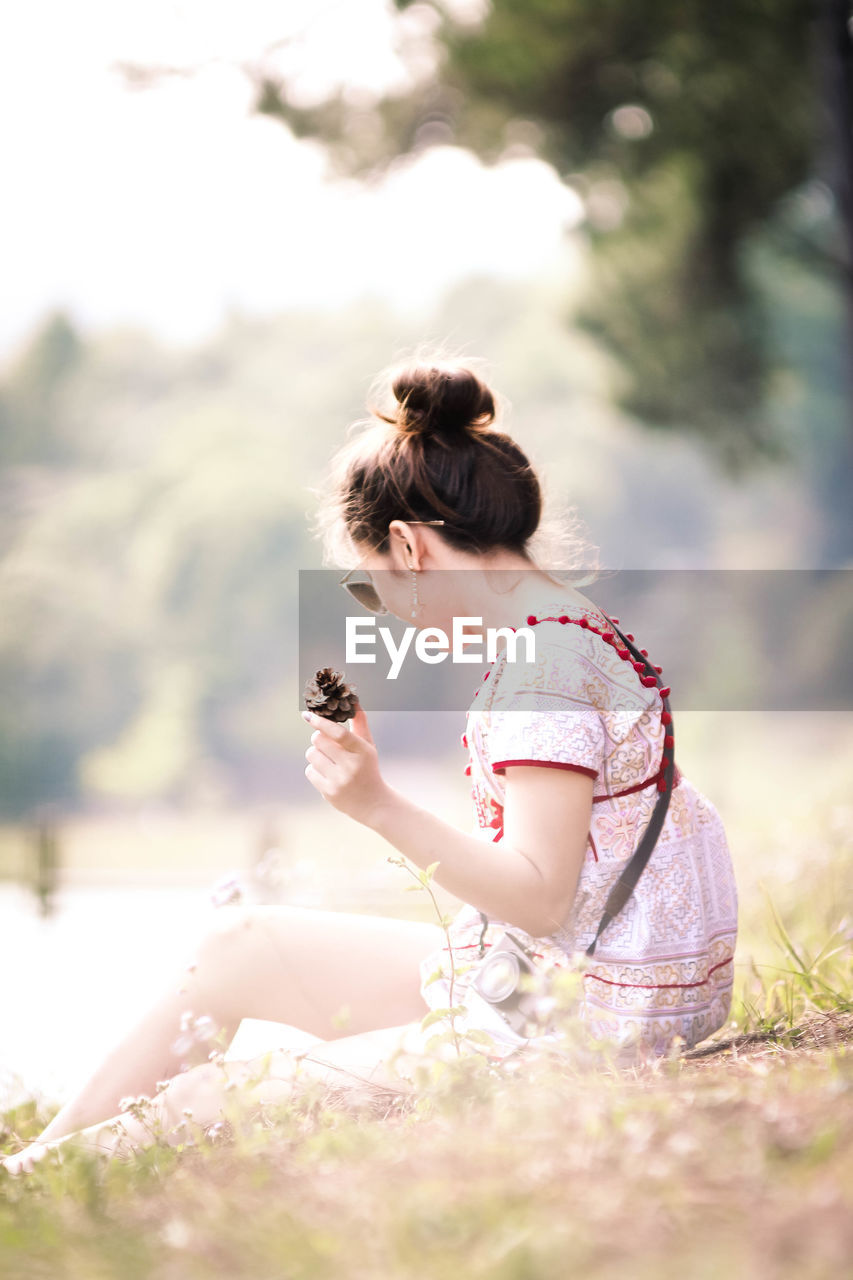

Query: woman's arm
302 708 592 938
371 766 592 937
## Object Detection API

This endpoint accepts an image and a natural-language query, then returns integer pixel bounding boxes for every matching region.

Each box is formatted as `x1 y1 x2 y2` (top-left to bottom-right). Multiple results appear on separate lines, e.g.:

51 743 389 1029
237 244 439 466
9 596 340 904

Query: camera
468 931 547 1038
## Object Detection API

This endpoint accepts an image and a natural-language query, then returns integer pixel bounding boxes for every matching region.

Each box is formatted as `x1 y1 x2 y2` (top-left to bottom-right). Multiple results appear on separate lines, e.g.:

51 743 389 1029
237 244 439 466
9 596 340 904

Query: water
0 882 214 1109
0 880 339 1112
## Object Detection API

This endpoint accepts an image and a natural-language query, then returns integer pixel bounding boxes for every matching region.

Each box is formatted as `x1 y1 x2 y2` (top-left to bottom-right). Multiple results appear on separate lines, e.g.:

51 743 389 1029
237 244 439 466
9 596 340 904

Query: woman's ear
387 520 419 569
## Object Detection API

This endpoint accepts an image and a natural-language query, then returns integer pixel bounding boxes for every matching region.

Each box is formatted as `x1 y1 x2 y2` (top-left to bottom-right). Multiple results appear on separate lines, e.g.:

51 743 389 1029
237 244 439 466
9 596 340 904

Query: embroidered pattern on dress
418 598 739 1061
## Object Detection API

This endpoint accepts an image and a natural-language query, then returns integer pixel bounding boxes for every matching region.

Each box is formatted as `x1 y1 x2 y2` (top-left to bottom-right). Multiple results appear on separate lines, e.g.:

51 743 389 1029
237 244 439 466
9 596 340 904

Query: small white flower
171 1034 195 1057
162 1218 191 1249
193 1014 216 1041
210 874 243 908
254 848 288 887
533 996 558 1020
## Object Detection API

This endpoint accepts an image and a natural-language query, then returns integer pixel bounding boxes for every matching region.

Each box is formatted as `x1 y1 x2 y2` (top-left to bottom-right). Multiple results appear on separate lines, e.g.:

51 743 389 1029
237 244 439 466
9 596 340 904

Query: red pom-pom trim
580 617 590 628
640 648 648 657
625 633 635 642
464 764 472 776
641 675 658 687
461 733 468 748
483 672 490 681
661 711 672 726
610 616 620 625
558 615 569 624
602 630 614 641
654 665 663 673
632 661 645 672
659 686 671 699
526 615 537 626
664 735 675 749
657 775 668 792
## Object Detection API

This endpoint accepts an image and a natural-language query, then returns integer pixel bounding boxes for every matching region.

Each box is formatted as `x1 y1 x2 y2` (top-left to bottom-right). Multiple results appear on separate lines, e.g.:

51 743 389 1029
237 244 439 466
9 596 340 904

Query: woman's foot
2 1141 55 1176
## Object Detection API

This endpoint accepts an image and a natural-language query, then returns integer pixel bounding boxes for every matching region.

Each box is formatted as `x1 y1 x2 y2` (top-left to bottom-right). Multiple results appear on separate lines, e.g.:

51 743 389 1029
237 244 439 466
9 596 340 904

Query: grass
2 711 853 1277
1 1009 851 1280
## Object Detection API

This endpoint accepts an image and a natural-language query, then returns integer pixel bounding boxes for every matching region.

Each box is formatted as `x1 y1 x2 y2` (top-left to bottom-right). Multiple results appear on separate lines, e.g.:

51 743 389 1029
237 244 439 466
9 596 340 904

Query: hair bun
390 364 496 439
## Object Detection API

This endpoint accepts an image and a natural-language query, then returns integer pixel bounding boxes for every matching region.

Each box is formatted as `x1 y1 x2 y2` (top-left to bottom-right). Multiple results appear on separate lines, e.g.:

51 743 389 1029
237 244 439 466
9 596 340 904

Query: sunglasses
338 521 446 615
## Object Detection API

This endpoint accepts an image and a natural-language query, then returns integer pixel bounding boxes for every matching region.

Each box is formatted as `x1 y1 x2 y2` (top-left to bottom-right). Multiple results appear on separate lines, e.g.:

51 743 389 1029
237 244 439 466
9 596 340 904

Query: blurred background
1 0 851 1107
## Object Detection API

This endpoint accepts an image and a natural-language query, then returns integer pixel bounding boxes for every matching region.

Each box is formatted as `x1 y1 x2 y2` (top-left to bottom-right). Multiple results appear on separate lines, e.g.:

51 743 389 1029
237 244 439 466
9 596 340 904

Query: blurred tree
250 0 851 544
0 277 844 816
0 313 85 466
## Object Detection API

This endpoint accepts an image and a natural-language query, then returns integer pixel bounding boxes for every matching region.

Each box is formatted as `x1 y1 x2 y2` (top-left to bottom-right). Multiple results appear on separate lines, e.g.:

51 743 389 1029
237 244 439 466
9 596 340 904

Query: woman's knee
167 1054 296 1129
155 1061 221 1130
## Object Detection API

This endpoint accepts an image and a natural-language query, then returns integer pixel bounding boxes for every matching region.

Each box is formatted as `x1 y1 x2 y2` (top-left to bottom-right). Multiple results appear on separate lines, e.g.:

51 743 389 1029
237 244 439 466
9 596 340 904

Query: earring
409 567 419 620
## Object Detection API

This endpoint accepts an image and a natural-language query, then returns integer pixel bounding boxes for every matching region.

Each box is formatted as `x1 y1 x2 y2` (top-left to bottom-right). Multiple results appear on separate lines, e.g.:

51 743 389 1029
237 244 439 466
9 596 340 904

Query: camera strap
583 617 675 956
477 614 676 961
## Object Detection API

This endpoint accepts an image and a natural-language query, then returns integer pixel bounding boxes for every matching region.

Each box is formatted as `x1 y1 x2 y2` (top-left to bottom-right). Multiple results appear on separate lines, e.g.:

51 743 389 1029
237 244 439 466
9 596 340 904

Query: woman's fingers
350 704 375 746
304 748 323 776
304 762 332 794
301 707 387 824
301 711 357 750
305 741 360 785
303 714 362 779
306 733 336 767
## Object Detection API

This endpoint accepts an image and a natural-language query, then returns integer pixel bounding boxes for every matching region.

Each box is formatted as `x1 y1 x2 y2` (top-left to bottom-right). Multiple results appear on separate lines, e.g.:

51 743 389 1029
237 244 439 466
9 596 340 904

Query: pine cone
304 667 360 723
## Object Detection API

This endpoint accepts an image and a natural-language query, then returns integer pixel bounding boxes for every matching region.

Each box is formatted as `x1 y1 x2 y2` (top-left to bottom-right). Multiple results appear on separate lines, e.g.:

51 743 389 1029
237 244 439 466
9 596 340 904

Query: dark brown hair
315 360 543 560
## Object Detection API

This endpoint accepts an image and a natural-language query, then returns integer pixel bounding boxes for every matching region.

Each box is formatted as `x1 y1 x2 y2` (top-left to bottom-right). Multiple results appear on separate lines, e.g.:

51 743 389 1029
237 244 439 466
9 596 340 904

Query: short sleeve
482 628 610 780
486 704 606 780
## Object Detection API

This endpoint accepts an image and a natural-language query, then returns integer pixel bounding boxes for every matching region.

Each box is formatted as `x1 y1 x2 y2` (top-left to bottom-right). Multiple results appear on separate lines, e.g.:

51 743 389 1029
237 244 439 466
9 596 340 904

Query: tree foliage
0 244 844 815
253 0 846 470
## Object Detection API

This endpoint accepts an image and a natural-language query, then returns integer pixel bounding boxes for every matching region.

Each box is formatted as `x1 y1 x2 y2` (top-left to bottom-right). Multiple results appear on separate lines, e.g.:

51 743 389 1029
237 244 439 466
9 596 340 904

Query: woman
2 360 738 1175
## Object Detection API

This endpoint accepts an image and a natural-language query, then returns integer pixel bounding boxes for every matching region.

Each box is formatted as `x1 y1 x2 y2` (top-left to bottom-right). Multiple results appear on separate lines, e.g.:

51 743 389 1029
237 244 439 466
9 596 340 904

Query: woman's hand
301 704 393 828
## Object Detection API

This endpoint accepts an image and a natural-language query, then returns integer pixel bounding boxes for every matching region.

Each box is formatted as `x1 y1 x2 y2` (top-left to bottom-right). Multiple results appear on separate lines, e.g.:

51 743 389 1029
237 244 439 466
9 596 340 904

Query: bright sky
0 0 583 364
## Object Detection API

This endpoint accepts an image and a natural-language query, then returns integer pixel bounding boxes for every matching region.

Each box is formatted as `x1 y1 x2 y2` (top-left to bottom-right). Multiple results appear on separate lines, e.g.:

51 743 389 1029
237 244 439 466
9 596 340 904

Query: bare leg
33 905 443 1145
2 1020 437 1175
3 1052 301 1174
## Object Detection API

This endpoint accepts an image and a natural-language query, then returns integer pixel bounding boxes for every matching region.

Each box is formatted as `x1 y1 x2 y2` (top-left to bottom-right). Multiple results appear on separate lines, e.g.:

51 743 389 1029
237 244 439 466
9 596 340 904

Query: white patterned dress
418 595 739 1063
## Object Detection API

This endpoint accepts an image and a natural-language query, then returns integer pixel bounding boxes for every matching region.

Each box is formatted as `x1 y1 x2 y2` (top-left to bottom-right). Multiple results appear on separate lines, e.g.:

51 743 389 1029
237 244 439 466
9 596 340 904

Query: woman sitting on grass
2 359 738 1175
